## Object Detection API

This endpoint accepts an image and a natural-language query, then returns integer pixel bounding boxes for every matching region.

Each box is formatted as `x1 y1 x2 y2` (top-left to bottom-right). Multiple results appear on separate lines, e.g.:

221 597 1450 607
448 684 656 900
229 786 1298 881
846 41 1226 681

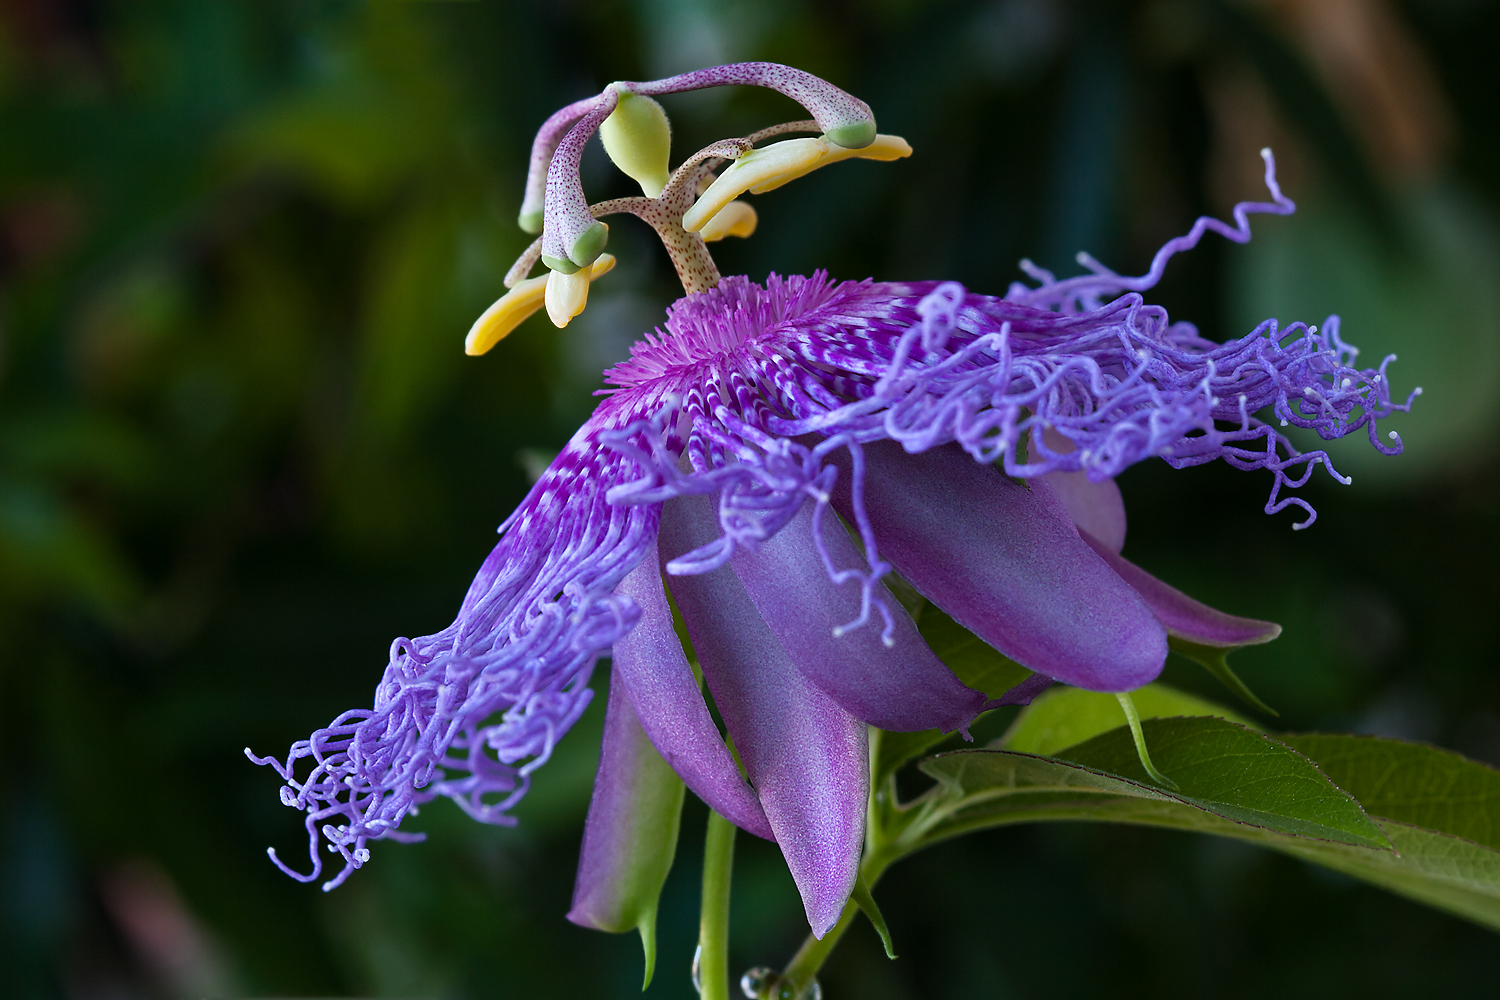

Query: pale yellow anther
465 254 616 355
749 133 912 194
600 91 672 198
682 134 912 233
682 138 827 232
546 267 589 328
699 200 758 242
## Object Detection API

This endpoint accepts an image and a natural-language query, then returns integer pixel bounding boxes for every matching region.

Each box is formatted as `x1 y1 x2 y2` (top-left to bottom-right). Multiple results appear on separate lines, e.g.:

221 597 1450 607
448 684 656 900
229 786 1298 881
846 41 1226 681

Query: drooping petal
1040 469 1127 553
611 539 774 840
730 497 986 733
1033 427 1126 552
660 491 866 939
829 441 1167 692
567 665 685 976
1079 530 1282 647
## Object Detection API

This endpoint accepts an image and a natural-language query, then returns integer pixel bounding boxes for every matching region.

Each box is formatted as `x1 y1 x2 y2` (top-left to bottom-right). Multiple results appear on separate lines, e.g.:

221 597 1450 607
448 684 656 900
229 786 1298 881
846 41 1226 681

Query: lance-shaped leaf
919 717 1387 849
1274 734 1500 928
567 667 687 988
999 683 1256 758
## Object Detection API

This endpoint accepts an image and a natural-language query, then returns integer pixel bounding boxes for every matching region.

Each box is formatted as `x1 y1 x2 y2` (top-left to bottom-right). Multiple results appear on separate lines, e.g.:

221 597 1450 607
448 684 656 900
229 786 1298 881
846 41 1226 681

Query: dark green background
3 0 1498 996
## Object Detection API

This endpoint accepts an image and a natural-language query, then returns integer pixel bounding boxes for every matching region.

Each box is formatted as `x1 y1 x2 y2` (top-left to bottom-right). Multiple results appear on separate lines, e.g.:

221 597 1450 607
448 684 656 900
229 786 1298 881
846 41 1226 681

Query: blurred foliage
2 1 1499 998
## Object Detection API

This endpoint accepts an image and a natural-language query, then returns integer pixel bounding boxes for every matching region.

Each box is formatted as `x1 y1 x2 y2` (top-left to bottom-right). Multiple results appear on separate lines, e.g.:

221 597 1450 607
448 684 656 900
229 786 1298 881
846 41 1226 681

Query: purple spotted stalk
248 62 1415 997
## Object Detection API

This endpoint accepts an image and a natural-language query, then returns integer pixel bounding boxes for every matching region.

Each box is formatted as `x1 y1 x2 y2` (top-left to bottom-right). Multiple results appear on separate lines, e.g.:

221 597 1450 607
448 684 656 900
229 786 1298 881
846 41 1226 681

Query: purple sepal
990 672 1055 708
1080 530 1283 648
661 492 866 939
566 664 685 938
730 497 987 733
612 538 775 840
831 441 1167 693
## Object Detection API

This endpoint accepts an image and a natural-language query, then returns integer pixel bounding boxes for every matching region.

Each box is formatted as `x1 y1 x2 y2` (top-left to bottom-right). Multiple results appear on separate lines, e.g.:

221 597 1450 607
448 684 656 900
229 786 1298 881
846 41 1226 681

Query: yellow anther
546 253 619 328
699 200 758 242
682 134 912 233
600 91 672 198
465 254 616 355
751 133 912 193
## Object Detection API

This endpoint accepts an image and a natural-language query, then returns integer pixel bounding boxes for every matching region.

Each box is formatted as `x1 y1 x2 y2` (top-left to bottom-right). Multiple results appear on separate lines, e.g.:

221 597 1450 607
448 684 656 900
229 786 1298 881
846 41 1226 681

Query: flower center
603 274 845 389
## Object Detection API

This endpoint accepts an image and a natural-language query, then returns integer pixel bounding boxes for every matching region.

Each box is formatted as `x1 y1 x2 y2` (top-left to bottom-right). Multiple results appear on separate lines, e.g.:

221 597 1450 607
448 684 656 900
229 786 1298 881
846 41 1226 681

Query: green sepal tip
569 220 610 268
518 208 543 235
851 871 896 959
637 901 658 990
1115 691 1178 791
540 253 580 274
1168 635 1280 717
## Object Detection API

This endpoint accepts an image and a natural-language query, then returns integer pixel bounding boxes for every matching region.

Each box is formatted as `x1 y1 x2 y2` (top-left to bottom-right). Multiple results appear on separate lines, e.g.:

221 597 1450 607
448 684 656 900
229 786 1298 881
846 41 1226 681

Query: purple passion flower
248 63 1415 938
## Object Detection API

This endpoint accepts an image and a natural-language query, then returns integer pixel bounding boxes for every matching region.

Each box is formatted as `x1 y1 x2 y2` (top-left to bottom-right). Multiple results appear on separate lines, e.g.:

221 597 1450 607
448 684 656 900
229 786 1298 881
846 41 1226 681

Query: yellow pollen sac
698 200 758 242
600 91 672 198
545 263 593 328
682 134 912 233
465 254 616 355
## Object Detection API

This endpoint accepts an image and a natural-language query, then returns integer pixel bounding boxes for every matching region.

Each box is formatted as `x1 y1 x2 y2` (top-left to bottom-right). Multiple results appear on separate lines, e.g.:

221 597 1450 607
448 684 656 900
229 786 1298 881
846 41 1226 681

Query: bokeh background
3 0 1499 996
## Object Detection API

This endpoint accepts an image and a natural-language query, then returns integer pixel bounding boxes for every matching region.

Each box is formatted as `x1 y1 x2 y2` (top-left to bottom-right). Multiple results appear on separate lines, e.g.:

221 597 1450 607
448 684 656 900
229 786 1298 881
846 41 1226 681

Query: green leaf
1000 683 1255 757
872 605 1034 788
920 717 1387 850
1280 734 1500 849
1267 822 1500 931
1272 734 1500 928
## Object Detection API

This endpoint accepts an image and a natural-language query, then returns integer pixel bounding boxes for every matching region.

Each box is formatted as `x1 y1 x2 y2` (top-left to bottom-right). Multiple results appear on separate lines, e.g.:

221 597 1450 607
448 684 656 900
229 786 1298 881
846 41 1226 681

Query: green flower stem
698 809 737 1000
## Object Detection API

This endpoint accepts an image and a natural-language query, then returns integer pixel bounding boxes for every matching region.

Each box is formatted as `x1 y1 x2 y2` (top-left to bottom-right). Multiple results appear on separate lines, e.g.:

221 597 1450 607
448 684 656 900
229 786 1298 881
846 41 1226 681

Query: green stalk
1115 691 1178 790
697 810 737 1000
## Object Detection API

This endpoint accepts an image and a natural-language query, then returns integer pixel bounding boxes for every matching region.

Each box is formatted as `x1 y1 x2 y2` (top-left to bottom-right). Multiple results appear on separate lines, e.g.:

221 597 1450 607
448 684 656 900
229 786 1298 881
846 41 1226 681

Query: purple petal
1036 427 1126 552
660 493 866 938
1041 471 1126 553
1079 530 1282 647
567 664 685 935
993 672 1055 706
612 541 774 840
830 441 1167 692
730 498 986 733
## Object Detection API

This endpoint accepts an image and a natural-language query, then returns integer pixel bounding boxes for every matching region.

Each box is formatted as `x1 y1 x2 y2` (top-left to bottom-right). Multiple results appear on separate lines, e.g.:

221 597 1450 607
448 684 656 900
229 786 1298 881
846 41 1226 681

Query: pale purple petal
730 498 986 733
830 441 1167 692
1080 530 1282 647
1036 427 1126 552
567 664 685 933
611 538 774 840
660 493 866 939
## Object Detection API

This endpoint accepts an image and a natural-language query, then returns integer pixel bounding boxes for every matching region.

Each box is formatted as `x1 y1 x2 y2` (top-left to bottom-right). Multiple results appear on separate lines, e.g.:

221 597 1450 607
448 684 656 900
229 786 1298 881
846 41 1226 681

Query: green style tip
569 220 610 268
540 253 581 274
823 118 877 149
